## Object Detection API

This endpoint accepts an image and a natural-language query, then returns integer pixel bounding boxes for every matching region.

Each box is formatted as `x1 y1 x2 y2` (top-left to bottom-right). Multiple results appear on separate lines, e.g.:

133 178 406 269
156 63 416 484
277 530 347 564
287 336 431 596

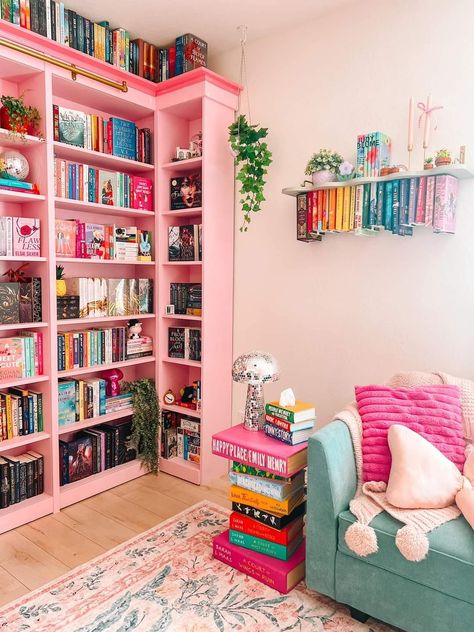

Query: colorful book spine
425 176 436 226
263 422 309 446
229 529 303 561
229 485 303 515
213 530 306 594
229 512 304 545
228 470 303 501
391 179 400 234
415 176 427 224
433 175 458 234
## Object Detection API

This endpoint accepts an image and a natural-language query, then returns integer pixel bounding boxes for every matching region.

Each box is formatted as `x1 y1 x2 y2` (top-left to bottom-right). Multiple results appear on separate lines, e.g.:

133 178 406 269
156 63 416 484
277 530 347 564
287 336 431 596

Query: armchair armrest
306 420 357 598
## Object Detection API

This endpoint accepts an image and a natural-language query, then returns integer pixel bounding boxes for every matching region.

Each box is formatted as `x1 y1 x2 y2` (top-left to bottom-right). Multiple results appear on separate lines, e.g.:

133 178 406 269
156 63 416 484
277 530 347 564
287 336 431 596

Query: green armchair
306 420 474 632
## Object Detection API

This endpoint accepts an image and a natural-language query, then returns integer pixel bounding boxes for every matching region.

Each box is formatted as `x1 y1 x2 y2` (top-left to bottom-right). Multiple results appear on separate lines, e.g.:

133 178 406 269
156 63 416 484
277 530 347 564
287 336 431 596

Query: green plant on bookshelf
122 378 160 474
228 114 272 232
305 148 343 178
434 148 452 167
0 94 42 140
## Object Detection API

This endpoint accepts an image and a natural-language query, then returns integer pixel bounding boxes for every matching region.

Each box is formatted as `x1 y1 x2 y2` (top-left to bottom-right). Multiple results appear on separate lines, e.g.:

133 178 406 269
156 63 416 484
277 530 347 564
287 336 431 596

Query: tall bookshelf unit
0 23 239 534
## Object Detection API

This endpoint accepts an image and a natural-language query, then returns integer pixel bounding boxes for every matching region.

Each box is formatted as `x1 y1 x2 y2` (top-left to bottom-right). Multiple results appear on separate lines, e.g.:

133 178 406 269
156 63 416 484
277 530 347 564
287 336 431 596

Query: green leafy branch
122 378 160 474
229 114 272 232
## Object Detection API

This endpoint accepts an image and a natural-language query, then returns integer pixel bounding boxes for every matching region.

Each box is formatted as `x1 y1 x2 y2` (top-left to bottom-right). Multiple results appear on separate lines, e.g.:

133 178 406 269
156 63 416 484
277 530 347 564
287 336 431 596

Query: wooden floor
0 471 229 608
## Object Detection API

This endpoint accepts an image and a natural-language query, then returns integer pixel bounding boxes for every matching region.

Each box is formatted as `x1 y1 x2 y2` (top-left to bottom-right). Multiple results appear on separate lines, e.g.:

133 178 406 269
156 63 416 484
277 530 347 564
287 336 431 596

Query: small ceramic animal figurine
127 319 142 340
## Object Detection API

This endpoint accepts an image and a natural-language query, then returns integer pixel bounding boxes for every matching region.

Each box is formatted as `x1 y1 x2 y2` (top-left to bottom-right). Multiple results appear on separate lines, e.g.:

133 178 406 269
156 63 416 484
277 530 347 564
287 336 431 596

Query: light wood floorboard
0 472 229 607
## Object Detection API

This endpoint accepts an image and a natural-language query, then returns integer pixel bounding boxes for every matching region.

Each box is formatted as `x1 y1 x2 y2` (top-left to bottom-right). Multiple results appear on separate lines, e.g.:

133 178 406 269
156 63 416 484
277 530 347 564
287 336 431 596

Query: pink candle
423 95 431 149
408 97 414 148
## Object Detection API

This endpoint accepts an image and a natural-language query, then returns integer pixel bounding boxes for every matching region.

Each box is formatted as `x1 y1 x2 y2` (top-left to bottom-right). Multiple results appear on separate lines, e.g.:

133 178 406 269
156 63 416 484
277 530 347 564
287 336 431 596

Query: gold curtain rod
0 36 128 93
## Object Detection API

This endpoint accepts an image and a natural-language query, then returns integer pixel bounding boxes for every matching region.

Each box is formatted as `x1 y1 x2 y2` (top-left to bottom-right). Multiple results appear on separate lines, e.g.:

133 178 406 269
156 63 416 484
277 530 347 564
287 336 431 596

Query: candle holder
407 144 414 171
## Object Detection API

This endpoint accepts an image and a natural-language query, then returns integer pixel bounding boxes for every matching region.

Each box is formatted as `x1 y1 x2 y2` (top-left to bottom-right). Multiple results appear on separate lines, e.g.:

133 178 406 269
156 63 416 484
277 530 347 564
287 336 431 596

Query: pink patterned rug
0 501 395 631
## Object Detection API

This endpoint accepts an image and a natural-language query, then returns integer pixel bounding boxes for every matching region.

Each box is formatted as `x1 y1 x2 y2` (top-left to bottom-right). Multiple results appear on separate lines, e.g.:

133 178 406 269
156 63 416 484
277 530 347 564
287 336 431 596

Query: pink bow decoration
417 100 443 130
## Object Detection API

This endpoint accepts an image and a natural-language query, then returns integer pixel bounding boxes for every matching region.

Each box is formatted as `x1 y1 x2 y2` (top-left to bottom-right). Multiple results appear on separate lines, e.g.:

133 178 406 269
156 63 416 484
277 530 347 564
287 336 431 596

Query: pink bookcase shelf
163 357 202 368
162 314 202 322
161 403 201 418
0 128 44 147
0 23 240 532
53 141 155 172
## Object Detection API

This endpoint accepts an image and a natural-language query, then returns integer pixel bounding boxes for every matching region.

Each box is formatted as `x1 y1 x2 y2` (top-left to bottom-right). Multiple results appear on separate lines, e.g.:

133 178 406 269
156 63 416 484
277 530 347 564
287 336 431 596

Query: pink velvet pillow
355 384 465 482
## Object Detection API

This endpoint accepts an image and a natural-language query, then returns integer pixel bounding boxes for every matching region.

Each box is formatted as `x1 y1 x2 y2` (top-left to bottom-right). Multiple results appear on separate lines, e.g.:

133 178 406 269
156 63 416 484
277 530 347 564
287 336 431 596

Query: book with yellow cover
335 188 344 231
349 186 356 229
342 186 351 231
229 485 305 516
265 401 315 423
328 189 337 231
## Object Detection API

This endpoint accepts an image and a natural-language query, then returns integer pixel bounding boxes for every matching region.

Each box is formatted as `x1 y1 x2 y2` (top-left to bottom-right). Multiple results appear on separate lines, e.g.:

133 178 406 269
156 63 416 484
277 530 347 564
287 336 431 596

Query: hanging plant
122 378 160 474
229 114 272 232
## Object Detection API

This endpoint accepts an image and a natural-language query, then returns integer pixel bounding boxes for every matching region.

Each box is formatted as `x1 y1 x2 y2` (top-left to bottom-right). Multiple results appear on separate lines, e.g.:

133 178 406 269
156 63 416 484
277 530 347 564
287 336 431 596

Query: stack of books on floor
211 422 308 594
264 400 316 445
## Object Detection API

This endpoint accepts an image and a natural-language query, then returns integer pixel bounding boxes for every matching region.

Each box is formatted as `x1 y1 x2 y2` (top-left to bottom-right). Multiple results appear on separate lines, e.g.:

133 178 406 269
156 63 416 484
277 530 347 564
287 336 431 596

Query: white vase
312 170 337 186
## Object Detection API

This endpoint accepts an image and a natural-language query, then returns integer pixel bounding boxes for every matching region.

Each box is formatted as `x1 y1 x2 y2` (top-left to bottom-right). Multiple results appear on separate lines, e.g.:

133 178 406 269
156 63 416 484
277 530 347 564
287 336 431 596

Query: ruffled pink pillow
355 384 465 482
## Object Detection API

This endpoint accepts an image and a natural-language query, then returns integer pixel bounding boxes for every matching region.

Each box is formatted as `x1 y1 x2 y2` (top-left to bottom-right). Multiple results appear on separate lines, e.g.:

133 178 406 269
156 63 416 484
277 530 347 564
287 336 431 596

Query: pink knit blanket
355 384 465 482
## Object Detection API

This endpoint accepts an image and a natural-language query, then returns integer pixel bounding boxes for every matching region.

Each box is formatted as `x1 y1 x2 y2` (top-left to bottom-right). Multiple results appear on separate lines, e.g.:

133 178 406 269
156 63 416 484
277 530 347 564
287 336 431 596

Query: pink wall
213 0 474 425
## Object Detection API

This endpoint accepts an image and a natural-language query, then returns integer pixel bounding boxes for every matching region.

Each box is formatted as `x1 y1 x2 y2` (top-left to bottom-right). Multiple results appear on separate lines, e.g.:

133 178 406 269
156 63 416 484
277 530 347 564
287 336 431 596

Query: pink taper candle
423 95 431 149
408 97 414 148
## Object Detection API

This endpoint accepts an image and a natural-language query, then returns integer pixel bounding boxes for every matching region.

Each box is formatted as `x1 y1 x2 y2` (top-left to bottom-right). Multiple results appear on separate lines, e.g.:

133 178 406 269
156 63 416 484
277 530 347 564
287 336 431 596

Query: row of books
357 131 392 177
168 327 201 362
55 219 152 261
264 400 316 447
212 422 308 594
0 450 44 509
57 277 153 319
57 327 152 371
168 224 202 262
59 420 136 485
53 106 152 163
0 178 39 196
0 216 40 257
0 332 43 380
54 159 153 210
0 0 208 82
0 278 42 325
297 174 458 241
161 410 200 463
169 282 201 316
59 378 133 427
0 387 43 439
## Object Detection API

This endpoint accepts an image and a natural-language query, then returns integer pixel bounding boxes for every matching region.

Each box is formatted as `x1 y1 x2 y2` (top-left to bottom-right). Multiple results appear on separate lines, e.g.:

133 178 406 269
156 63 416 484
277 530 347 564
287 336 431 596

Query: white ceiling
63 0 356 56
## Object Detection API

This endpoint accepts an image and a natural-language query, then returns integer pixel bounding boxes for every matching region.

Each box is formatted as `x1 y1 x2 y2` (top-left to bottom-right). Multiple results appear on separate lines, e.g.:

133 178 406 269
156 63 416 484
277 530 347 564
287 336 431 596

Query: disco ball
0 151 30 181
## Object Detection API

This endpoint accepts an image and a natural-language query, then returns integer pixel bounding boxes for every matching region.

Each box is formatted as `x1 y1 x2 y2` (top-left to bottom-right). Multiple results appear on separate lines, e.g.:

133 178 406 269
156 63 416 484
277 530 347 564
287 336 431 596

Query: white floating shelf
282 166 474 197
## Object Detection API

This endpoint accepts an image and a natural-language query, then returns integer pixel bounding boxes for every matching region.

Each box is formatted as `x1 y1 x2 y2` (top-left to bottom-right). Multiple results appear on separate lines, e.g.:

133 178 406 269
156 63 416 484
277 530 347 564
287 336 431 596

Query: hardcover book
264 413 315 434
0 284 20 324
170 174 201 210
98 170 119 206
264 422 314 446
229 484 305 516
131 176 153 210
228 469 305 501
232 461 288 481
229 528 303 561
57 106 86 147
213 530 305 594
265 401 315 423
168 327 185 358
433 175 458 234
67 434 94 482
232 498 307 530
212 423 307 477
85 223 105 258
58 380 76 426
175 33 207 75
55 219 76 257
13 218 40 257
229 512 305 546
0 337 24 380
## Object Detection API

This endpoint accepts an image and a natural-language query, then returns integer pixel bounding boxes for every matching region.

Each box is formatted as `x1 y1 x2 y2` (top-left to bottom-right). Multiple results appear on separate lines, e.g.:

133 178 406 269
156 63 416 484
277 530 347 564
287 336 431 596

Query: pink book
13 217 40 257
424 176 436 226
213 530 305 594
0 337 24 380
415 176 427 224
433 175 458 234
212 423 307 477
131 176 153 211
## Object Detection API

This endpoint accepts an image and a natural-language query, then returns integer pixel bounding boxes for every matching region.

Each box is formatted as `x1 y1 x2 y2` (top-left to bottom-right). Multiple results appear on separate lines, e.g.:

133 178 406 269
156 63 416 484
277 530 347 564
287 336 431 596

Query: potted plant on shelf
0 94 42 139
305 149 343 185
424 157 434 170
434 149 452 167
122 378 160 474
228 114 273 232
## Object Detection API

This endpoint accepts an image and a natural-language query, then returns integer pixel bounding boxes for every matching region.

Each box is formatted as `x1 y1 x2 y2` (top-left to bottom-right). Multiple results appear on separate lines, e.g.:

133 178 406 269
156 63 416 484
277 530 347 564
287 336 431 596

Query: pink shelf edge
0 494 54 535
0 431 50 453
159 456 200 485
58 408 134 435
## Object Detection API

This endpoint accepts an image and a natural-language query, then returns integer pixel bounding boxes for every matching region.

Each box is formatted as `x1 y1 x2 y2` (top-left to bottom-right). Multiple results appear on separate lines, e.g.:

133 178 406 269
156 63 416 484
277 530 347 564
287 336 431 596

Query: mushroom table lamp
102 368 124 397
232 352 280 431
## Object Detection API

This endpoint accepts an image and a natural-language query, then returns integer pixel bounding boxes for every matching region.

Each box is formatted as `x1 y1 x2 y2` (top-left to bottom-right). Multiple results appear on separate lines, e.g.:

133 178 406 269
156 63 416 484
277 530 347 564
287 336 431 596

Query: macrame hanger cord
236 25 251 137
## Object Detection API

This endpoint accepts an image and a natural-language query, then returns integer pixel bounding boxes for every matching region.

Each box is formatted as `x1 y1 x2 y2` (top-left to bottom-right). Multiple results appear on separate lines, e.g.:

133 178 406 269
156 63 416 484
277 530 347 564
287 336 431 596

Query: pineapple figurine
56 265 66 297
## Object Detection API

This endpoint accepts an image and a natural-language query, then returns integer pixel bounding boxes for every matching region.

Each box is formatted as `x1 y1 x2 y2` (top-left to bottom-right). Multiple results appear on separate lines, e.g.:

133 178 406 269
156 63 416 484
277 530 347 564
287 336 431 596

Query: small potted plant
305 149 343 186
424 157 434 170
0 94 42 139
434 149 452 167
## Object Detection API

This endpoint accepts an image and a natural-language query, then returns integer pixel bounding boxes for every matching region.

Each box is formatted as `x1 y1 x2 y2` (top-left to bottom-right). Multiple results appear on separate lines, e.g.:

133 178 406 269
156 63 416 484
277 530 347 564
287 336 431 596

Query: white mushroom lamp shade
232 352 280 431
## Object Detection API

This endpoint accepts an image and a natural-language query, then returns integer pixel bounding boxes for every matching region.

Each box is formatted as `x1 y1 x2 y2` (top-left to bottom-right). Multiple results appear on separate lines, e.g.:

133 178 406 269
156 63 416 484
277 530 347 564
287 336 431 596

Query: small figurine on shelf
424 157 434 170
56 265 66 297
127 319 143 340
102 368 124 397
435 148 452 167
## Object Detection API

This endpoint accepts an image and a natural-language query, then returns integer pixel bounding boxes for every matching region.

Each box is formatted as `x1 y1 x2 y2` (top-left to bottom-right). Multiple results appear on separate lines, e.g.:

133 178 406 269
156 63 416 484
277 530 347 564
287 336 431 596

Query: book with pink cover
212 423 307 477
213 530 305 594
433 175 458 234
131 176 153 211
13 217 40 257
0 337 24 380
55 219 76 257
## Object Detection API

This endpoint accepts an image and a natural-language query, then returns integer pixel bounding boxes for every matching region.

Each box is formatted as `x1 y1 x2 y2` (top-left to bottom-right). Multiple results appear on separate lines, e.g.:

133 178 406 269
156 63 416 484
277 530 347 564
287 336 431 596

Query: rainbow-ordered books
357 131 392 177
212 423 307 593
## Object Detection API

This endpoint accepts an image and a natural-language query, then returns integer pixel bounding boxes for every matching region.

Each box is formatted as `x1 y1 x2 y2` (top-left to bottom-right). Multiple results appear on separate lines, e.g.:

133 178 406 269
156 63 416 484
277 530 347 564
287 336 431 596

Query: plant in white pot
305 148 343 185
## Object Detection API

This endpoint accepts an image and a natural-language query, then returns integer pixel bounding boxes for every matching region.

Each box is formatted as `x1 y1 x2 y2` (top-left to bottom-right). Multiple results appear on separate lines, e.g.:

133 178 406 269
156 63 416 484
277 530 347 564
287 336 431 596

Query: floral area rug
0 501 395 631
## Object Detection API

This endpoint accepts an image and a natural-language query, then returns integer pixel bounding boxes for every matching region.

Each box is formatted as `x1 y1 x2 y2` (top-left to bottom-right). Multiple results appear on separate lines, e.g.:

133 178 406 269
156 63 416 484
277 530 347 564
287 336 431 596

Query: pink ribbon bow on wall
417 100 444 129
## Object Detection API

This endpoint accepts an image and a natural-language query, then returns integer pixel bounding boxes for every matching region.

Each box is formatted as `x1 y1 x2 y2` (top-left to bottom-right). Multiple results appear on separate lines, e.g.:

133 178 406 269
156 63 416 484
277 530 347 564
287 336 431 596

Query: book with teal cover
229 529 303 561
392 180 400 234
58 380 76 426
362 183 370 228
384 181 393 230
376 182 384 227
399 179 409 226
110 117 136 161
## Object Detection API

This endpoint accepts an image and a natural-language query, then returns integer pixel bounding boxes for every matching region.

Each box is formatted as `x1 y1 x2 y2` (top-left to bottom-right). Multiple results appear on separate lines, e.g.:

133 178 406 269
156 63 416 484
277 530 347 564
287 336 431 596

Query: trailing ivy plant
229 114 272 232
122 378 160 474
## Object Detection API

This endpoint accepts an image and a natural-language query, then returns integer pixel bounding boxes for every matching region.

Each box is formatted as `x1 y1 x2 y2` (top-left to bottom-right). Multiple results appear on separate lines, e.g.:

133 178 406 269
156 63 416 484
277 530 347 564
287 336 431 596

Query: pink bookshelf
0 21 239 533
